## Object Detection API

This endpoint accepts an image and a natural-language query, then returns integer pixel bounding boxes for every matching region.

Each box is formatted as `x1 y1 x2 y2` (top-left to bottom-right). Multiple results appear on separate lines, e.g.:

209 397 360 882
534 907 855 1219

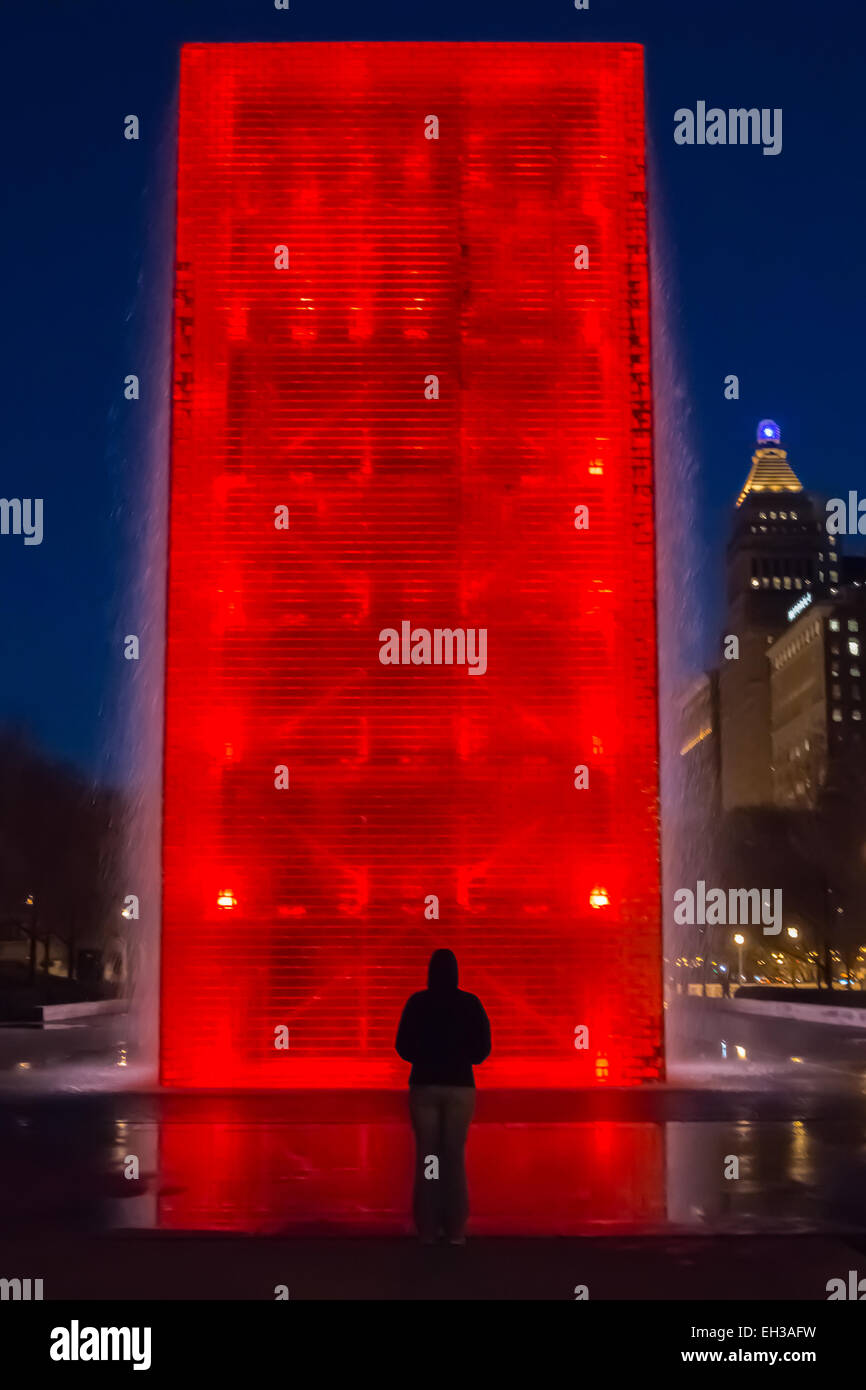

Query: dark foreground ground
4 1231 866 1300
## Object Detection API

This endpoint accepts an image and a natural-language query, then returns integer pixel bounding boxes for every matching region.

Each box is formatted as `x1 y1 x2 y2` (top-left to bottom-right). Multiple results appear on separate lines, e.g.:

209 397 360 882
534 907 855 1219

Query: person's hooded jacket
395 949 492 1087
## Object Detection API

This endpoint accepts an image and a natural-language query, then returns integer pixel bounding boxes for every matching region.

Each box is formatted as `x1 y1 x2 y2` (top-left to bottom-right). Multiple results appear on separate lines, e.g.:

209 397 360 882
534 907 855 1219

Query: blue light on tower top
757 419 781 444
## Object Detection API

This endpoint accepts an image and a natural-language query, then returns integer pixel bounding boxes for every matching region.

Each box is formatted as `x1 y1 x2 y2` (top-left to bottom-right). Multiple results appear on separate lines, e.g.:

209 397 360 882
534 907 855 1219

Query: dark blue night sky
1 0 863 773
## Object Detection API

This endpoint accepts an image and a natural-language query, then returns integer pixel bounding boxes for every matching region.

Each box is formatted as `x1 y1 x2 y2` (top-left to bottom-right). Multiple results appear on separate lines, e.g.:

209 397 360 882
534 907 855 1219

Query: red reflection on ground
156 1097 664 1234
162 43 661 1088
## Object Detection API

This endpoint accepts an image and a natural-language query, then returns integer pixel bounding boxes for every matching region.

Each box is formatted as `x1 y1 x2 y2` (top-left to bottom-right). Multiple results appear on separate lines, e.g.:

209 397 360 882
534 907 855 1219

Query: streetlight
733 932 745 983
784 926 800 984
25 893 37 983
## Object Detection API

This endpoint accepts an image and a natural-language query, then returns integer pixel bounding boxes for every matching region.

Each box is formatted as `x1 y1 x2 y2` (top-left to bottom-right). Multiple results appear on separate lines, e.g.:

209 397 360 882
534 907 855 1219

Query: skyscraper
719 421 832 808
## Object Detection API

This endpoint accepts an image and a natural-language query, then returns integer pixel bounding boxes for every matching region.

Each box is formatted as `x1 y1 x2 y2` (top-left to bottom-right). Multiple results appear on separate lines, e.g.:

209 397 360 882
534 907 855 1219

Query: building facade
769 591 866 807
679 670 721 812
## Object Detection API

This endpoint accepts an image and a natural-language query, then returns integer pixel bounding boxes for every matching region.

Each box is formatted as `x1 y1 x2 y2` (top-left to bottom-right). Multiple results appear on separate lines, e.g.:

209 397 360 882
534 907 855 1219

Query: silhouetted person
395 948 491 1244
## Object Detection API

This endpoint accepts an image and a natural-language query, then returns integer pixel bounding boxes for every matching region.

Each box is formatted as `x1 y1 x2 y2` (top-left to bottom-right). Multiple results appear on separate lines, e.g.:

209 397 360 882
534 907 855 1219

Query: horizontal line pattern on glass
161 42 662 1088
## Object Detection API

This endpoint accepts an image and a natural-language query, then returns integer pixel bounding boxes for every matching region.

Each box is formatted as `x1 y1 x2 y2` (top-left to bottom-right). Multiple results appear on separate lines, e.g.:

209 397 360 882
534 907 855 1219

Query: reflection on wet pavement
1 1003 866 1238
1 1084 865 1238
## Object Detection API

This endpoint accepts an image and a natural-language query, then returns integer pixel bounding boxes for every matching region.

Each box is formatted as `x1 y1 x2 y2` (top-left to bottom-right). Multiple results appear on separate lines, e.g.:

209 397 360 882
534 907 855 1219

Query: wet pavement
2 1002 866 1244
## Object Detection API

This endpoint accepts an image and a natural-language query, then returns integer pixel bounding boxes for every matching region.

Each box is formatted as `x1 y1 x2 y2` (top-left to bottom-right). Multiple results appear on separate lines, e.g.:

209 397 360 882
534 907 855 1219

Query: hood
427 948 459 991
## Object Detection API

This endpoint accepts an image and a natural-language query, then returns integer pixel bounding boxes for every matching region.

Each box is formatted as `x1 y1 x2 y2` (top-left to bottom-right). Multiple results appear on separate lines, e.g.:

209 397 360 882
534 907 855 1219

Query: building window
854 710 863 722
832 709 843 722
849 620 860 632
852 665 861 678
791 511 798 519
830 571 839 582
833 684 842 699
849 640 860 656
830 619 841 631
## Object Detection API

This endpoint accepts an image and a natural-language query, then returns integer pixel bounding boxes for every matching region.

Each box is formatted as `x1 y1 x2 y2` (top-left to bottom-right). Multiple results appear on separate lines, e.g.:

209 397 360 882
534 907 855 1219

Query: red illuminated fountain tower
161 43 662 1089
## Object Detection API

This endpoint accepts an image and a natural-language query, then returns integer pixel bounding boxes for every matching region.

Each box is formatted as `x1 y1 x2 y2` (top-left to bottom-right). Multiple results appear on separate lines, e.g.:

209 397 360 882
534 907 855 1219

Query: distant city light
589 888 610 910
217 891 238 910
757 419 780 443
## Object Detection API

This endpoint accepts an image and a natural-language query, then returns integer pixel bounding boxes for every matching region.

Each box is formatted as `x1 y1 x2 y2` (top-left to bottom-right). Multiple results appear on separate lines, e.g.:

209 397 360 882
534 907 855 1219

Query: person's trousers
408 1084 476 1240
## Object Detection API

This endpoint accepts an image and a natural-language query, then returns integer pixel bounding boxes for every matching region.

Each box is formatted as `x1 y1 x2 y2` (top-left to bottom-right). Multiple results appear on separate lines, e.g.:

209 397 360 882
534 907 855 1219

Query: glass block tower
161 43 662 1087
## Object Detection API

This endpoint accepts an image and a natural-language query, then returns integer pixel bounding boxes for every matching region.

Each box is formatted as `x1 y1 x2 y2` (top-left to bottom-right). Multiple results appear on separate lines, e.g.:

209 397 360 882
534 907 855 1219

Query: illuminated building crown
736 420 803 507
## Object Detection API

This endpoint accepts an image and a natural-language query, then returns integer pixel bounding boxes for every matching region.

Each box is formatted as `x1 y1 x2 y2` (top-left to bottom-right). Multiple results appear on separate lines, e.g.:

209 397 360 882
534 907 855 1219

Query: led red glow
161 42 662 1088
